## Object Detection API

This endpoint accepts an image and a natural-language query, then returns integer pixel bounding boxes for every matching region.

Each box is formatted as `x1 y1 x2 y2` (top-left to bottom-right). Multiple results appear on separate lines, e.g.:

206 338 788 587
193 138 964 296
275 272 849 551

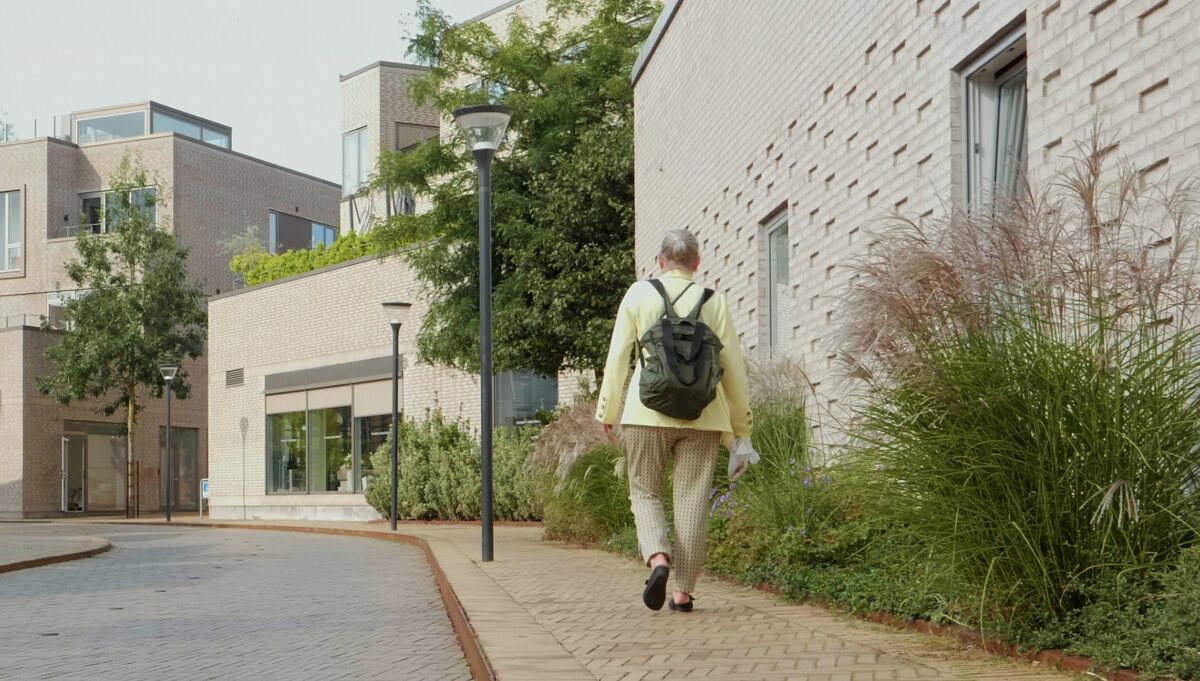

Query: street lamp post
381 302 412 531
159 364 180 522
452 104 512 563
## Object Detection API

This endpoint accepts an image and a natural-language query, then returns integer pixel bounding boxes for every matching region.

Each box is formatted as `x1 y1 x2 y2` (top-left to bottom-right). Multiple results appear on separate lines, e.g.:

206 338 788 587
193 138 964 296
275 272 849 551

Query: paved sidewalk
89 519 1071 681
0 522 109 572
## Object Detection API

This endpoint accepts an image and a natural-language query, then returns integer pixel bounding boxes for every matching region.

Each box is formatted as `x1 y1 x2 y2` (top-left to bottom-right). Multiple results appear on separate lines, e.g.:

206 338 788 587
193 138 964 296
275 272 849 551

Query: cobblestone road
0 523 470 681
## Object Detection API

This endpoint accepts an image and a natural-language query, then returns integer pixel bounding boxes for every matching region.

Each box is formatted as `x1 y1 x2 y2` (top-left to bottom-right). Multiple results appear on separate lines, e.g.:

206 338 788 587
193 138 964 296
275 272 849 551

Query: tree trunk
126 386 136 518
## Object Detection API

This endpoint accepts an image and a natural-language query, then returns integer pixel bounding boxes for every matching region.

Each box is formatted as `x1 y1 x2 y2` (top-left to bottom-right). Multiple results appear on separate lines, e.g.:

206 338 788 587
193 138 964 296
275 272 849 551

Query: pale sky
1 0 498 182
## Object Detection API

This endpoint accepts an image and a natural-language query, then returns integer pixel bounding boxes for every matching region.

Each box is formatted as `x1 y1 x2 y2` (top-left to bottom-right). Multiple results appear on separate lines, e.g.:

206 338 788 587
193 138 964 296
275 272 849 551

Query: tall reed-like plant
843 133 1200 624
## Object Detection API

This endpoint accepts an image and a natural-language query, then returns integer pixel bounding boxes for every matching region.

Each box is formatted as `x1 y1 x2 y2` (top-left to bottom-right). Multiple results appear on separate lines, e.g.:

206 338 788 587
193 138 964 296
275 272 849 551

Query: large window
496 371 557 426
76 112 147 143
47 289 88 329
268 411 308 493
152 110 230 149
342 127 370 196
1 190 20 272
355 414 392 492
395 123 438 152
766 215 791 357
308 407 353 493
79 187 157 235
963 29 1028 206
269 210 337 254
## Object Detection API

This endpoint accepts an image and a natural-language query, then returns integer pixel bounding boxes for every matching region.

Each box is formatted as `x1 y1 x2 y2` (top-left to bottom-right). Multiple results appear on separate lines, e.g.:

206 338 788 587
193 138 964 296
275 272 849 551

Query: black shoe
668 595 695 612
643 565 669 611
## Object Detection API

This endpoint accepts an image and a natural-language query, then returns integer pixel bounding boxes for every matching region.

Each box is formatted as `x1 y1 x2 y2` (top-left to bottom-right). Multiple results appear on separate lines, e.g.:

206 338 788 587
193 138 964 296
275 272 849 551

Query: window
151 110 231 149
354 414 392 492
395 124 438 152
269 210 337 255
766 215 791 358
308 407 352 493
75 112 146 143
311 222 336 249
268 411 307 493
1 190 20 272
963 29 1028 206
496 371 557 426
79 187 156 235
342 128 370 196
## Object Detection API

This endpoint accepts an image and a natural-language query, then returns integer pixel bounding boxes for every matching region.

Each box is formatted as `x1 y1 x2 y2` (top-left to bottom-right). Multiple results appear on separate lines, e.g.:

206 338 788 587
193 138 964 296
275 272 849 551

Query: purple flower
803 476 813 489
709 487 718 499
729 482 738 491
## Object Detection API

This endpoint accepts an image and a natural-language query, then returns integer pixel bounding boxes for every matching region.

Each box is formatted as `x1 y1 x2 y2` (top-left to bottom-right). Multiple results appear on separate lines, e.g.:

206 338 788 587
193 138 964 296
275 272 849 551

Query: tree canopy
370 0 656 377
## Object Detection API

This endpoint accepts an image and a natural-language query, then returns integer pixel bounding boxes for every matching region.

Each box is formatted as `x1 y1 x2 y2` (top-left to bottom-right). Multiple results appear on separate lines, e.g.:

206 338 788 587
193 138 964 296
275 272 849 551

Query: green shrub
542 444 633 543
364 412 541 521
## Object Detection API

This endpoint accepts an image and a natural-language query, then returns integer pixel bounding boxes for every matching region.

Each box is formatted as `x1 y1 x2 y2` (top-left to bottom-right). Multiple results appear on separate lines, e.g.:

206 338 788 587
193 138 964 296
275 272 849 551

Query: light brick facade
206 254 484 520
339 63 440 233
0 102 339 517
632 0 1200 429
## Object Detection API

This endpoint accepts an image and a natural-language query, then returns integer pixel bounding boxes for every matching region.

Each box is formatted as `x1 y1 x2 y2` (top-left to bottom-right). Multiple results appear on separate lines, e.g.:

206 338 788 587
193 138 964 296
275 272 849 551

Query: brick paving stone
0 523 471 681
111 520 1079 681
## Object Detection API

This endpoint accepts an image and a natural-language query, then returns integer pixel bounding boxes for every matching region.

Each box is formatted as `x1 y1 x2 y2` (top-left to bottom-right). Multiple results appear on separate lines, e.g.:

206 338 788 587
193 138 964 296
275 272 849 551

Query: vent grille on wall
225 368 245 388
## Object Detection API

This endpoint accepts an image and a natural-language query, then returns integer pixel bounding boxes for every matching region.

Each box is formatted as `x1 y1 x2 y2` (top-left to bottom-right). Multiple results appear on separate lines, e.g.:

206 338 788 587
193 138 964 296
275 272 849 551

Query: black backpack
636 280 725 420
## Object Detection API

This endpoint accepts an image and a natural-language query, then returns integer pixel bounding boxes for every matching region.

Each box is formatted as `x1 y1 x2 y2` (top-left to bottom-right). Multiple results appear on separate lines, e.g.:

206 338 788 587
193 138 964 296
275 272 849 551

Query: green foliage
542 443 633 543
38 152 206 421
364 412 541 521
229 230 380 286
368 0 657 376
856 300 1200 626
1023 549 1200 678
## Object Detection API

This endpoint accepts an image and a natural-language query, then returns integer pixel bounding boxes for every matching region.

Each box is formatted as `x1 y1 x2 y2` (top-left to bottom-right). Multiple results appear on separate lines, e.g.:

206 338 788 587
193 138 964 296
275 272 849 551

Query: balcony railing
0 314 68 330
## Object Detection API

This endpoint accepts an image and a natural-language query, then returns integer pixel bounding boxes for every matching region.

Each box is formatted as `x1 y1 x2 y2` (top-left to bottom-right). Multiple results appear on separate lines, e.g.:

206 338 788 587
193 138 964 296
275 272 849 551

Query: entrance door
61 437 86 513
160 427 199 512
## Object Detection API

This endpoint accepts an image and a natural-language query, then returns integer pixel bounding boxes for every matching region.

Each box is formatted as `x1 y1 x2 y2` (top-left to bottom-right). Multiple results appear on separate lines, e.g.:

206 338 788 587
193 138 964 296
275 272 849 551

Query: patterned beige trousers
622 425 720 594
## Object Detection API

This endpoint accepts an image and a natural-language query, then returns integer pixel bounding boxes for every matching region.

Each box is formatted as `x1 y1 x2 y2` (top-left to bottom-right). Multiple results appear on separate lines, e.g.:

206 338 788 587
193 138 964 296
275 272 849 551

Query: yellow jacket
595 270 751 445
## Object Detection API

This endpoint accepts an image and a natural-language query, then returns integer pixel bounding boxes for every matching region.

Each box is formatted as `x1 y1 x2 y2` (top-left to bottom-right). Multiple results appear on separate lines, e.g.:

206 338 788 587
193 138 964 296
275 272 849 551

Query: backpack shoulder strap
687 288 715 320
648 279 677 317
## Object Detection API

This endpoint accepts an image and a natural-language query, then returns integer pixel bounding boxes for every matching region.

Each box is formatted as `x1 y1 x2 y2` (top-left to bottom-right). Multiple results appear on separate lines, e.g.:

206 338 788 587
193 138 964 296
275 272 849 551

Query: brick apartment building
631 0 1199 436
0 101 339 518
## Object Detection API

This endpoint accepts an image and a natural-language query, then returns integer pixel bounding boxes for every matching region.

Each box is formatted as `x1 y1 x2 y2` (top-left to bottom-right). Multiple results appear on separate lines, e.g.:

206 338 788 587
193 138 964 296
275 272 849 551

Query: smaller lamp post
451 104 512 563
381 302 412 531
159 364 180 522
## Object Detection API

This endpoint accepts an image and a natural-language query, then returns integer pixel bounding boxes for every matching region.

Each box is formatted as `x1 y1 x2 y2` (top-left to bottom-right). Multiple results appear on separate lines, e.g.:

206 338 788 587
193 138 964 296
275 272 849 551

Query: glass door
61 437 86 512
160 427 199 511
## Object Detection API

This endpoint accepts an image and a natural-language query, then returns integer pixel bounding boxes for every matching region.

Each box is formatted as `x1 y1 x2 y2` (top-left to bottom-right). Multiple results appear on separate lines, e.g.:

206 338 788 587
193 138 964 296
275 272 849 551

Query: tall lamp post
159 364 179 522
381 302 412 531
452 104 512 563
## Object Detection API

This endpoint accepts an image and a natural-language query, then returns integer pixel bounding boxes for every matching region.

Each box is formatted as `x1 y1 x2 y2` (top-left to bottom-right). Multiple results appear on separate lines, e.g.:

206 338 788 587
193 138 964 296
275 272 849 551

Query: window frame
75 111 147 144
765 213 791 358
1 189 22 274
961 26 1028 208
342 127 369 197
77 186 157 236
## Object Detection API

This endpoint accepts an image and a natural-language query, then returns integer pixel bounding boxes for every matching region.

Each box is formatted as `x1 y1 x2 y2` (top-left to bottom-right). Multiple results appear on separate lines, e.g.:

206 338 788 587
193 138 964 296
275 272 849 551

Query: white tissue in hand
727 436 760 481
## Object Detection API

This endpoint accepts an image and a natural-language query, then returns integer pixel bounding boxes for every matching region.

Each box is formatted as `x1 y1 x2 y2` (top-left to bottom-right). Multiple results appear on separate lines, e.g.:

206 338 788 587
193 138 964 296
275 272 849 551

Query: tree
0 111 14 141
38 154 207 515
370 0 656 378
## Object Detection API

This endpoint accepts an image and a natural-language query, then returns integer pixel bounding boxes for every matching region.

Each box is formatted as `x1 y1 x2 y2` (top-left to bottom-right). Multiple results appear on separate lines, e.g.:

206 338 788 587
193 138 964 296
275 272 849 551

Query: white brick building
631 0 1199 427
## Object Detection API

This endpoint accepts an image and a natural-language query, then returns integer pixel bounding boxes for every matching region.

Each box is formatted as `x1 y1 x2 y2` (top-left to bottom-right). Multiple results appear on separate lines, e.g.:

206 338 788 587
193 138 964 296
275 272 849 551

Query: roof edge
631 0 683 87
339 61 431 82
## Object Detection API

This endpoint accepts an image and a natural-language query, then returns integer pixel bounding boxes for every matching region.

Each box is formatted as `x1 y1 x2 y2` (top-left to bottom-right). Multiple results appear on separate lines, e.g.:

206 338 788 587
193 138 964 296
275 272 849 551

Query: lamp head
159 364 180 382
451 104 513 152
381 301 412 327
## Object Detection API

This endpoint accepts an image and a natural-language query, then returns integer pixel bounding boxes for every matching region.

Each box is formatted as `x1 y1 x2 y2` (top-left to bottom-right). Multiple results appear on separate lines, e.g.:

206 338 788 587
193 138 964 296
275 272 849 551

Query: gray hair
659 229 700 268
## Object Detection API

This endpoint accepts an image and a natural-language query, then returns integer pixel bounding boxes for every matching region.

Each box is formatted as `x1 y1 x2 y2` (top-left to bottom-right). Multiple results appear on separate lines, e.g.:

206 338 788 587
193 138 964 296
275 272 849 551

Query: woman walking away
596 229 756 612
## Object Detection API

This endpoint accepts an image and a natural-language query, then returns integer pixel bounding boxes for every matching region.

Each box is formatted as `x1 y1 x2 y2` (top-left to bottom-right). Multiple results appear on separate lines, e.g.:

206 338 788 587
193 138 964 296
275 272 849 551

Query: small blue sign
200 478 210 499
